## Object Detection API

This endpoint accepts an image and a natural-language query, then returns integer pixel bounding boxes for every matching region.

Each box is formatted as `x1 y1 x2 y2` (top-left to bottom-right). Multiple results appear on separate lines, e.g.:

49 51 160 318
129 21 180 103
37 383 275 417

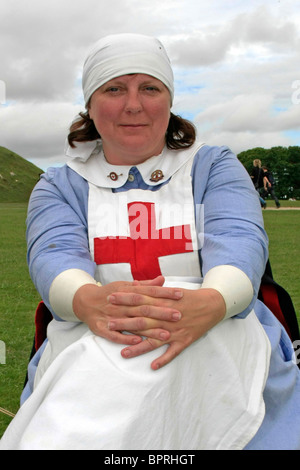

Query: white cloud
0 0 299 169
192 92 299 154
0 101 82 166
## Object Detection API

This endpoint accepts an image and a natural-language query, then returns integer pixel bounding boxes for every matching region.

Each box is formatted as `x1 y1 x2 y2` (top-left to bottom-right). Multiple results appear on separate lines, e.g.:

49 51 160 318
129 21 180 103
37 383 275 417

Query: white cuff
49 269 100 321
201 265 254 319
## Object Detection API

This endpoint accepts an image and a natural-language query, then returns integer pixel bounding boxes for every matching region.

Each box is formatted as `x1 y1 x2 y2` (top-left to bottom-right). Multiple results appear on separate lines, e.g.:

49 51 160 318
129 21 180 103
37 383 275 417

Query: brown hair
67 111 196 150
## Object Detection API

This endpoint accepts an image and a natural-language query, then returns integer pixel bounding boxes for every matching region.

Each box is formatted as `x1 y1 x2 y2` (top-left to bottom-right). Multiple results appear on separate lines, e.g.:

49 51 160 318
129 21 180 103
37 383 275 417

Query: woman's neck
102 141 166 166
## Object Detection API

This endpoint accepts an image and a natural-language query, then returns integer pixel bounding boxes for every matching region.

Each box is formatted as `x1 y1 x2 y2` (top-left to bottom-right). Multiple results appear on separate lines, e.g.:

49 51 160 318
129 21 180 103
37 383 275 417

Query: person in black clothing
250 159 267 209
262 166 281 208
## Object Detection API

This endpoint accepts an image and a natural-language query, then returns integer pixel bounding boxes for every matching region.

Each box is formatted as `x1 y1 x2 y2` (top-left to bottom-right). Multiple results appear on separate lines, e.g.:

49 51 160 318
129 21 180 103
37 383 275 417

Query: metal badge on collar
107 172 123 181
150 170 164 182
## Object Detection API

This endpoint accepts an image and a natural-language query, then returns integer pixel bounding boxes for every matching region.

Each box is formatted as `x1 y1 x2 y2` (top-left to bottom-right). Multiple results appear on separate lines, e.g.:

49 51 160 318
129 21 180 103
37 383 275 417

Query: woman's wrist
49 269 101 321
201 265 253 319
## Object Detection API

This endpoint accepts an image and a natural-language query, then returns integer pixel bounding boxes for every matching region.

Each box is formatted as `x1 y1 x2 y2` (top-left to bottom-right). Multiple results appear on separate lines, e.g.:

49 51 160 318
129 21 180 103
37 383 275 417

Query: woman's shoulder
192 144 238 171
40 164 87 186
194 144 236 161
30 164 89 206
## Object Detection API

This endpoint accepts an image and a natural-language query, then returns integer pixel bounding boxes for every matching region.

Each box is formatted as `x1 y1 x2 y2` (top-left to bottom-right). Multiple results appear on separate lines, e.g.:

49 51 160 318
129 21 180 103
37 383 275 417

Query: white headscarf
82 33 174 106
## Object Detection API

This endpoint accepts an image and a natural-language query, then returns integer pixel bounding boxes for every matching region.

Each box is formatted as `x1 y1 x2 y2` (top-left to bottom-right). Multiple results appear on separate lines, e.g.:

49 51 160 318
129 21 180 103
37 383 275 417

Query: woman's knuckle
109 331 119 342
132 293 142 305
145 337 157 350
137 317 146 329
141 304 151 317
148 286 158 297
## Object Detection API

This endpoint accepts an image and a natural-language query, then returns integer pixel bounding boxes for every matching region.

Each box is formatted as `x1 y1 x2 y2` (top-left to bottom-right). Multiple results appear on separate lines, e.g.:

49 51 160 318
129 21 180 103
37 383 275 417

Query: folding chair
258 260 300 344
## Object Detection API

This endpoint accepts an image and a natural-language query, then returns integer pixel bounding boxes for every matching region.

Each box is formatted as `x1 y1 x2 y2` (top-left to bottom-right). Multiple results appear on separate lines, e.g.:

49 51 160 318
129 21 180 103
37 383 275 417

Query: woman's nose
124 90 143 113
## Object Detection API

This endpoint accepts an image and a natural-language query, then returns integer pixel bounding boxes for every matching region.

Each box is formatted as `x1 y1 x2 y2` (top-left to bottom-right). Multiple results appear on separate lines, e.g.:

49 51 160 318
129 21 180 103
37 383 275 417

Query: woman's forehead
103 74 163 84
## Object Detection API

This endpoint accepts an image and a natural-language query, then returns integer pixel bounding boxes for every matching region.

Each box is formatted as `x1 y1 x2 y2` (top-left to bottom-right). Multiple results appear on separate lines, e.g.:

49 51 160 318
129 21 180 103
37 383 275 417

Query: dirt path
264 207 300 210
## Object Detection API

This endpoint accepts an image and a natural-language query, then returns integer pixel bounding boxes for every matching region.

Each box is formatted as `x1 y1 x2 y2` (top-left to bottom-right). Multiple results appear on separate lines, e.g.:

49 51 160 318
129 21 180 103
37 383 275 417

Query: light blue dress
22 145 300 449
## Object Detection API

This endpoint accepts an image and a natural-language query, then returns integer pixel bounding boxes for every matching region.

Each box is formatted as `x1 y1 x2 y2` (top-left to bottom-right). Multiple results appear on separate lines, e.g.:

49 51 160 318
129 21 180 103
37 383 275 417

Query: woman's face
88 74 171 165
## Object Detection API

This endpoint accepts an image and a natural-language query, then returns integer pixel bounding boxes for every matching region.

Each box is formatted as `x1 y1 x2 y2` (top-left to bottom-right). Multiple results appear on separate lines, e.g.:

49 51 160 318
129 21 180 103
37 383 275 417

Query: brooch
150 170 164 182
107 172 123 181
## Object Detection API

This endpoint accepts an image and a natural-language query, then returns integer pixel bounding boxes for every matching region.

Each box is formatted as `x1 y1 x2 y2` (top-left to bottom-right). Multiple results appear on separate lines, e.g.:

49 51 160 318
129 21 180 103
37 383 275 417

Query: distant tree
237 146 300 199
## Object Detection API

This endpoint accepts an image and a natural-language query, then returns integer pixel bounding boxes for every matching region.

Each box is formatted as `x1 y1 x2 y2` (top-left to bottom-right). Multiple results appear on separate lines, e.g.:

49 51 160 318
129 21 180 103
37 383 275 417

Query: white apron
0 144 271 450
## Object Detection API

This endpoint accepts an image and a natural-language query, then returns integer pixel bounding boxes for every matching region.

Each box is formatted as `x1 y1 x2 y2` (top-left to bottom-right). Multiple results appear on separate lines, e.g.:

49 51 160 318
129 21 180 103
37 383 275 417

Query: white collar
66 139 205 188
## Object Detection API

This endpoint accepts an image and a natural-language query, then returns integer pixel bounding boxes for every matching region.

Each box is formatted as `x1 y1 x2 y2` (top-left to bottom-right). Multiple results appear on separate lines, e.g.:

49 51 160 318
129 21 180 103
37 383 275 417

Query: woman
1 33 299 450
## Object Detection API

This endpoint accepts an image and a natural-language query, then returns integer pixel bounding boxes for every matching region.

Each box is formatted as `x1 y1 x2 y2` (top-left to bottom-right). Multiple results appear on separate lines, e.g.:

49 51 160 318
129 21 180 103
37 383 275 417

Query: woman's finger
150 342 183 370
93 324 143 346
107 304 182 324
108 285 183 304
137 276 165 286
121 336 165 359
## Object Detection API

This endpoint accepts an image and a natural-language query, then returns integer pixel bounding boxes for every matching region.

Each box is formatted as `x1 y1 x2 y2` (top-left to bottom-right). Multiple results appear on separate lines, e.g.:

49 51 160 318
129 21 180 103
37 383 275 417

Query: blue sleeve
26 165 96 318
192 145 269 317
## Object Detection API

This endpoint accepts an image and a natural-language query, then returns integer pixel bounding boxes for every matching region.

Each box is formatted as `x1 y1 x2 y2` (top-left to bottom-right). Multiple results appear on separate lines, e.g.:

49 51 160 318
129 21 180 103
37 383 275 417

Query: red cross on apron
94 201 193 280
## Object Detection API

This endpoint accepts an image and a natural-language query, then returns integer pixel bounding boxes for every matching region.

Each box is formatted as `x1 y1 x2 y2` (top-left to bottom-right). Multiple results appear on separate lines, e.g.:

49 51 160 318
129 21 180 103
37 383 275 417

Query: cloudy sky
0 0 300 170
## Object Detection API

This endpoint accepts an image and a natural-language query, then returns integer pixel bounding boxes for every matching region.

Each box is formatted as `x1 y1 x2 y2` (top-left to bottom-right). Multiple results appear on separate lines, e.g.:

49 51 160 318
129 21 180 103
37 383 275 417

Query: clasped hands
73 275 226 370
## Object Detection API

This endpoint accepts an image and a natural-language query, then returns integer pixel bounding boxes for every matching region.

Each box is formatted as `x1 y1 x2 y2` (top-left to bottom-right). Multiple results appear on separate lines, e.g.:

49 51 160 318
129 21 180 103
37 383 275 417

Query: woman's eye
145 86 159 92
106 87 120 93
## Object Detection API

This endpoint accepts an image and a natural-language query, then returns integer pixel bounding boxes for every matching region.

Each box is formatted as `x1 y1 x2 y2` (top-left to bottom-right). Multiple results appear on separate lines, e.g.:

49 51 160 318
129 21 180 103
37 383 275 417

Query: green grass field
263 210 300 319
0 203 41 436
0 201 299 438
